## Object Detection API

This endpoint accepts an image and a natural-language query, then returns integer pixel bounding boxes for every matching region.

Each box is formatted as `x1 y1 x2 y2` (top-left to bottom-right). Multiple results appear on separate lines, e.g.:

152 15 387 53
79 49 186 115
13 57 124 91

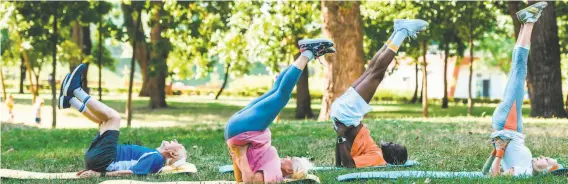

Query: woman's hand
494 138 510 151
77 170 101 178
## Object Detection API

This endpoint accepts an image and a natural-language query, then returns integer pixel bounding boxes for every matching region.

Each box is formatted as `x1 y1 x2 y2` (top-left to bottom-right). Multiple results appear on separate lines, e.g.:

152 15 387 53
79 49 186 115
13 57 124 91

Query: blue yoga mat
337 171 486 181
218 160 419 173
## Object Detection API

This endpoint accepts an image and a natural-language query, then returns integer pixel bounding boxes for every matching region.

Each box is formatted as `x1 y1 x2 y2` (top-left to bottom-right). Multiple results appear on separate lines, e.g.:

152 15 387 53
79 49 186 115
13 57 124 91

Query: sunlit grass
2 94 568 183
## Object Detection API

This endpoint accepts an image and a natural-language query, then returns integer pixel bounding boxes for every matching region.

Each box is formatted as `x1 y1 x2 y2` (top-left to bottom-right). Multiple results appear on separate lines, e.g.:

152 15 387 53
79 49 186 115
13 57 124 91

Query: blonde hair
289 157 313 179
533 158 560 174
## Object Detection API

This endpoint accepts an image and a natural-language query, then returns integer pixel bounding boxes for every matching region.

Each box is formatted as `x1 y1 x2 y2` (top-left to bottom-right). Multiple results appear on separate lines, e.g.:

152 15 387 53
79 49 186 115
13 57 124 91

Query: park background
2 1 568 183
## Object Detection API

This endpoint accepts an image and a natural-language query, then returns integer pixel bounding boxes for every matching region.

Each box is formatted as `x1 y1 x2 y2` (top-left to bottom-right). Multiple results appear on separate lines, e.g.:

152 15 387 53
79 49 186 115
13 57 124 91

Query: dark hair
381 143 408 165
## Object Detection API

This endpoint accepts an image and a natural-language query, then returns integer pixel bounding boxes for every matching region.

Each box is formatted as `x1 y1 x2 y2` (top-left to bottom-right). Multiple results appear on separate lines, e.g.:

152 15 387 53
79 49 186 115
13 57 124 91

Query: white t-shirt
492 130 533 176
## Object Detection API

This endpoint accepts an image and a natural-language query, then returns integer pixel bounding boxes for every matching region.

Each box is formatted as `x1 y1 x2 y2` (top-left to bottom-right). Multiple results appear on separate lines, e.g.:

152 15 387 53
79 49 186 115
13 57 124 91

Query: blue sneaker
63 63 87 97
58 74 71 109
516 2 547 24
298 38 335 58
393 19 429 38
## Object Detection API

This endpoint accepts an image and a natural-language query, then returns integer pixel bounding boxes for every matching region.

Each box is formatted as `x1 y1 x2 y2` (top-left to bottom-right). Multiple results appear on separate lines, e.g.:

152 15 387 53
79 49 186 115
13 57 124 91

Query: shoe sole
59 74 71 109
63 64 84 97
298 38 334 46
516 2 548 16
394 20 429 31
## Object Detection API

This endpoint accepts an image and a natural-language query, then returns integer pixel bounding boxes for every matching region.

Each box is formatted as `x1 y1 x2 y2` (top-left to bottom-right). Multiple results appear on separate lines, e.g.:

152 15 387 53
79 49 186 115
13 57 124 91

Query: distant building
381 53 523 100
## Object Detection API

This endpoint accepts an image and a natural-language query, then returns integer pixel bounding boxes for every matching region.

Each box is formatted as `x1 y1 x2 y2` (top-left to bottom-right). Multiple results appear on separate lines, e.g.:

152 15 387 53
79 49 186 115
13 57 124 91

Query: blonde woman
482 2 563 177
225 38 335 183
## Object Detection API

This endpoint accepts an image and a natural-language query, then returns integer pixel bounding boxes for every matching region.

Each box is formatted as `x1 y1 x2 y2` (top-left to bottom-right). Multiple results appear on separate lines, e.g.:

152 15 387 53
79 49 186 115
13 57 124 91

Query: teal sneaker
393 19 429 38
516 2 548 24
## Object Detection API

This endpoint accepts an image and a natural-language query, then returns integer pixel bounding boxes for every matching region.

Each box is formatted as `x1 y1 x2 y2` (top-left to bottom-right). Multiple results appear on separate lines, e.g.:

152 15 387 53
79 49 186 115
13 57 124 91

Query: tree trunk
507 1 522 39
296 53 314 119
71 23 92 93
0 62 6 101
19 58 25 94
34 74 40 97
215 63 231 100
22 52 35 102
318 1 365 120
147 2 169 109
524 2 566 118
410 60 419 103
98 2 103 101
121 3 150 97
82 26 92 93
442 42 449 109
467 11 474 116
51 3 58 128
419 75 424 102
126 8 142 127
422 40 429 117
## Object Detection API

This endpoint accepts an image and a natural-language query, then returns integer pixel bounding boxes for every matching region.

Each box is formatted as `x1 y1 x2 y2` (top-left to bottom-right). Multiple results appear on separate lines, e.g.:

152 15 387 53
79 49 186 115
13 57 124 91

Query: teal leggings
224 65 303 139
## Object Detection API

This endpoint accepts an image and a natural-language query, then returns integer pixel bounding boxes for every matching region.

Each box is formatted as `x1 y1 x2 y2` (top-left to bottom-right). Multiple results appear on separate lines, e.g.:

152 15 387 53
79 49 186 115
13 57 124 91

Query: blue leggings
491 47 529 133
224 65 303 139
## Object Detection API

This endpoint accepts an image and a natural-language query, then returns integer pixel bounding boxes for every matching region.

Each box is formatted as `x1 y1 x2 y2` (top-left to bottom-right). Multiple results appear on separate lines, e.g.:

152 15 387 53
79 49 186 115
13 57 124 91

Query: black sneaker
298 38 335 58
58 74 72 109
63 64 87 97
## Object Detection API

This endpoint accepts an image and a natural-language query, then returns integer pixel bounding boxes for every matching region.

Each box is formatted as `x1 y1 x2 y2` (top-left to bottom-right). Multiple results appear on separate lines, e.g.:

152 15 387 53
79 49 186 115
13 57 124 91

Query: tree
361 1 421 104
525 2 566 118
63 1 112 93
421 40 428 117
508 2 566 118
122 1 173 108
1 4 14 100
209 1 260 99
126 6 142 127
319 1 366 120
255 1 322 119
455 1 498 116
427 1 463 109
51 1 58 128
165 1 232 100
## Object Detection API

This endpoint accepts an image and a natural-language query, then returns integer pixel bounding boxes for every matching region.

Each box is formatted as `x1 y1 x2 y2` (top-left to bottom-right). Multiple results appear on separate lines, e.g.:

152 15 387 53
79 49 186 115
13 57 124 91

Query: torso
500 135 533 176
105 144 164 173
349 124 387 167
227 129 283 182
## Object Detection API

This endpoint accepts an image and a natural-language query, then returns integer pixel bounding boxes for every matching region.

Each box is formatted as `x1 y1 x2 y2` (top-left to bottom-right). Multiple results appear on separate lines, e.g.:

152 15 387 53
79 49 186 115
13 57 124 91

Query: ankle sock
515 44 530 50
70 97 86 113
73 88 91 103
301 50 314 61
387 30 408 53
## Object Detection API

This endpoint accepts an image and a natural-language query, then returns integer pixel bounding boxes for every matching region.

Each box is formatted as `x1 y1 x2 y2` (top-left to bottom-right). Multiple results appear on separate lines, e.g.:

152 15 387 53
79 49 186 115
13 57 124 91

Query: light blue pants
224 65 303 139
491 47 529 133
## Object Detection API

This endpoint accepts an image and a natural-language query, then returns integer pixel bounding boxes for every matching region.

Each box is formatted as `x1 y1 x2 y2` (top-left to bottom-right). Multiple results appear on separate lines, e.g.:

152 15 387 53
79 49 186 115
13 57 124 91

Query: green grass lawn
2 95 568 183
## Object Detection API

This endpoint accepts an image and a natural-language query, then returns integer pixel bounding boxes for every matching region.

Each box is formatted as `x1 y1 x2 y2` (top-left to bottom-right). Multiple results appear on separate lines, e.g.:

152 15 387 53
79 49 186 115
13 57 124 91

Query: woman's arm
490 139 510 177
482 150 496 174
490 154 503 177
106 170 134 177
228 143 259 182
76 170 133 178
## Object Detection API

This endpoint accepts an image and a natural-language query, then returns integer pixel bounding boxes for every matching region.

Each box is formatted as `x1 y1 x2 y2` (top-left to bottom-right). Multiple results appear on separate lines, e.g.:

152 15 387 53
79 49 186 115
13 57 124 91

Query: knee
106 109 121 123
369 69 386 81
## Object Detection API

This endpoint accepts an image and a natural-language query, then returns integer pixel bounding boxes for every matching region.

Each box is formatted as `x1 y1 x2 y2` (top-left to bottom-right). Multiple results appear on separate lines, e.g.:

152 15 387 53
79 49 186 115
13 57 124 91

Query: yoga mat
0 163 197 179
99 174 320 184
159 163 197 174
337 171 486 181
218 160 419 173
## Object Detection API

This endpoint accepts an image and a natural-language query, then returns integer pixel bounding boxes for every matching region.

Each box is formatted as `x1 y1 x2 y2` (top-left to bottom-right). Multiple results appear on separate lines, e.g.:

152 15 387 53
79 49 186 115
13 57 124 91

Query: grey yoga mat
218 160 419 173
